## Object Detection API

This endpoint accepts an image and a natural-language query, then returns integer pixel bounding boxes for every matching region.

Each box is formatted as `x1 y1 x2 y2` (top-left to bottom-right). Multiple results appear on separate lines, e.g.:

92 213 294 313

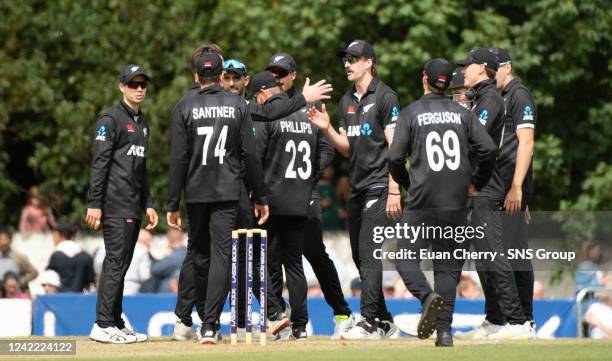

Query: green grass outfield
3 337 611 361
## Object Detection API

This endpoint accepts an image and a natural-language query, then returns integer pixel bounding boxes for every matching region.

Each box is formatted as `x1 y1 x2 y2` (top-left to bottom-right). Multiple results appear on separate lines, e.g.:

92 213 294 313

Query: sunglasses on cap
125 81 148 89
223 59 247 72
268 68 290 79
342 55 359 64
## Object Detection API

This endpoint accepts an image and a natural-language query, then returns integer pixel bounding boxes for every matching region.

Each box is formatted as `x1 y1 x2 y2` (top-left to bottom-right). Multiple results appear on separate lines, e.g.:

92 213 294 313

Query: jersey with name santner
167 84 265 210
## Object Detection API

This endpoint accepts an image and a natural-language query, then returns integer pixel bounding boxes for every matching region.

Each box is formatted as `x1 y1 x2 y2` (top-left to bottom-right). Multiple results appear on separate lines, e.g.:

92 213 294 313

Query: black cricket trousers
186 201 238 331
302 197 352 317
471 196 527 326
265 215 309 328
347 187 392 323
96 217 140 328
395 210 467 332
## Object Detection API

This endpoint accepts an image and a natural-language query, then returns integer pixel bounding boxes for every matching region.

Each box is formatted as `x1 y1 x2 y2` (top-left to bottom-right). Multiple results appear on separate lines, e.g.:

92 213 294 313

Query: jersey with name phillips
254 93 325 216
338 78 400 195
167 84 265 210
388 93 497 210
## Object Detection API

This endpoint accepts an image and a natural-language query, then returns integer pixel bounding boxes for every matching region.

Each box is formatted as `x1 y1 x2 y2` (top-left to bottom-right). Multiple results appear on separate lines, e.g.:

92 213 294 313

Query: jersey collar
351 77 379 101
472 78 497 98
119 100 141 118
421 93 447 100
501 78 520 96
198 84 224 95
285 86 298 99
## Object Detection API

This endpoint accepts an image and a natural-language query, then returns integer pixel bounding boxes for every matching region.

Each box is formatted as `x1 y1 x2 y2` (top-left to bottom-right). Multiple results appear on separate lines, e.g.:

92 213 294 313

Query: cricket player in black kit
309 40 402 340
171 48 332 340
486 47 537 336
265 53 354 338
173 43 224 342
388 58 497 347
166 52 269 345
220 58 334 336
455 48 533 340
87 64 158 344
251 70 328 340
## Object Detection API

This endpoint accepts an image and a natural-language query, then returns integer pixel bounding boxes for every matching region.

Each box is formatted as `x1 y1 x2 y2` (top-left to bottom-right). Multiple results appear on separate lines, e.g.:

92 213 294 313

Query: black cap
424 58 454 91
336 40 376 62
456 47 499 71
449 67 466 90
250 71 280 94
265 53 296 72
119 64 149 83
196 53 223 77
493 47 511 65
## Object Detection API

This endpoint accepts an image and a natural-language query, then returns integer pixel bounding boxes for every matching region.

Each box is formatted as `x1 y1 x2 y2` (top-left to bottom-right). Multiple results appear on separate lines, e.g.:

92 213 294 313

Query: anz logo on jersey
95 126 106 142
127 145 146 157
523 105 534 121
346 122 373 137
479 109 489 126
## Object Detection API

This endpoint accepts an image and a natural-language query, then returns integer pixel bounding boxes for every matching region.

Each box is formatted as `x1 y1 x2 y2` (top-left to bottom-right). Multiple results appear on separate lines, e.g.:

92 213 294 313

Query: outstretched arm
308 103 350 157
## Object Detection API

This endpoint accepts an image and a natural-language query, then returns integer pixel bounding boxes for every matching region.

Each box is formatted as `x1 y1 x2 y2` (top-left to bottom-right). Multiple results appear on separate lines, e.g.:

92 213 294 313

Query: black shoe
200 327 220 345
377 319 398 339
417 292 444 340
289 325 307 341
435 329 453 347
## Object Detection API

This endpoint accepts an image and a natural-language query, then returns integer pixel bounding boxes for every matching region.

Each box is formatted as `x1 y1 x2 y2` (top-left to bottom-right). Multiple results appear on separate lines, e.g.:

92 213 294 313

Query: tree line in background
0 0 610 231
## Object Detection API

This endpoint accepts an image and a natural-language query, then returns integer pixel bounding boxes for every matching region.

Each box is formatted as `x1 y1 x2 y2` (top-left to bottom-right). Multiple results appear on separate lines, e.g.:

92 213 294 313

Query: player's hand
254 204 269 225
145 208 158 230
308 103 331 132
166 211 182 230
86 208 102 230
504 185 522 215
468 184 479 197
302 77 333 103
524 205 531 224
386 193 402 220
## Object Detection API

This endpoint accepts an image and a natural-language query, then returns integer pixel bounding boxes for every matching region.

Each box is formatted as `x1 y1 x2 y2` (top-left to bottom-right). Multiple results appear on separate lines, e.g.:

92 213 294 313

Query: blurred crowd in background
0 183 610 338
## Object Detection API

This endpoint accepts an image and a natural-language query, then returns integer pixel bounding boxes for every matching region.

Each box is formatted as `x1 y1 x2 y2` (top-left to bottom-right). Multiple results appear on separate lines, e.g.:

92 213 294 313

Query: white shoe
455 320 504 340
340 320 381 340
332 314 355 340
121 327 147 342
90 324 136 344
173 320 194 341
489 321 536 340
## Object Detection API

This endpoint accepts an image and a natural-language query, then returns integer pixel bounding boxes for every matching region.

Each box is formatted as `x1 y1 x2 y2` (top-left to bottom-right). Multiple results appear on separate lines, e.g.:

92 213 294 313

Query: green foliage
0 0 610 230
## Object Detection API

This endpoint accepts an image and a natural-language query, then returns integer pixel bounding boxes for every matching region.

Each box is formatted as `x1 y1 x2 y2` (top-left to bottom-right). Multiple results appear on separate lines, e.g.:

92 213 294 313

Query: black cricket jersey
338 78 400 195
497 79 537 197
388 93 497 210
470 79 506 200
286 86 335 200
167 84 265 211
254 93 324 216
87 101 153 218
